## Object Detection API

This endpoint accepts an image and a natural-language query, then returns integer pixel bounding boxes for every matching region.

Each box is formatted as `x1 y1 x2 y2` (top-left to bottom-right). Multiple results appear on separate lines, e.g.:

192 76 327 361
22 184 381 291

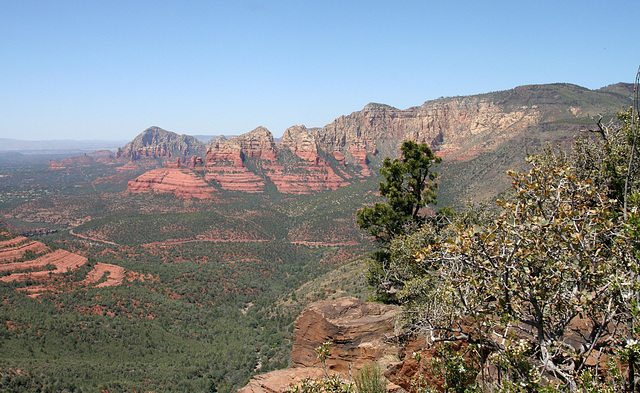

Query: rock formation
48 153 96 170
116 126 206 162
0 230 150 297
204 130 268 193
122 83 632 198
281 125 321 163
127 167 216 199
262 125 351 194
291 297 402 372
239 297 402 393
235 126 279 160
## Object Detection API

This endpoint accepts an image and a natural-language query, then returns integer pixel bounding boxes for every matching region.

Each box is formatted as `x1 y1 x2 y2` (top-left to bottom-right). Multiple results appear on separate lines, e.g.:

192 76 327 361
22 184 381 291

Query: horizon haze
2 0 639 141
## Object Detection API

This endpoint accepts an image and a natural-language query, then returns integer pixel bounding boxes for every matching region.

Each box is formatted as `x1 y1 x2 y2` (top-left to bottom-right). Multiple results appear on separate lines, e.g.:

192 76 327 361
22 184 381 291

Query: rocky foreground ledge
238 297 406 393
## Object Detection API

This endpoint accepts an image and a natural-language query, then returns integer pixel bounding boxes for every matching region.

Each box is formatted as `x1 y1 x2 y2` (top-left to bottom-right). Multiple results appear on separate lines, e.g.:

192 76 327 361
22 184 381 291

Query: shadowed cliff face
199 93 553 195
203 125 351 194
116 127 206 162
123 83 633 198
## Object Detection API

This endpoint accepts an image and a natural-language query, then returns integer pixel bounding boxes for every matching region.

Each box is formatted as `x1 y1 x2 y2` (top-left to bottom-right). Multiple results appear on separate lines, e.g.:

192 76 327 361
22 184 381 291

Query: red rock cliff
239 297 402 393
125 84 632 198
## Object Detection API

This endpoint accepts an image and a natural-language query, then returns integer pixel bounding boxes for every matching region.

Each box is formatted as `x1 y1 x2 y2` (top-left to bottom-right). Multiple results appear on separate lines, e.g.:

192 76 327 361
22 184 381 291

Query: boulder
292 297 402 373
239 297 402 393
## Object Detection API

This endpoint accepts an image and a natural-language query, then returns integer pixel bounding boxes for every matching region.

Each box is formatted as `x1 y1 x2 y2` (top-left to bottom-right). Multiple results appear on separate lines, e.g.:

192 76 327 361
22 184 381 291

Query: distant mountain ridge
120 82 633 199
115 126 206 161
0 138 128 152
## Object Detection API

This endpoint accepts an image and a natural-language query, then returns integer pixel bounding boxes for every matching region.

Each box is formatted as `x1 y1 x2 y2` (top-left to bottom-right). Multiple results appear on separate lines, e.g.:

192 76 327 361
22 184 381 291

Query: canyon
1 81 633 392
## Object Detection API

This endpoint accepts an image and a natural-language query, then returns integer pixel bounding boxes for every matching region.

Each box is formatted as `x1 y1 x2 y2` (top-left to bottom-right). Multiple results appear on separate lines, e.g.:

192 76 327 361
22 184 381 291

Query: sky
1 0 639 141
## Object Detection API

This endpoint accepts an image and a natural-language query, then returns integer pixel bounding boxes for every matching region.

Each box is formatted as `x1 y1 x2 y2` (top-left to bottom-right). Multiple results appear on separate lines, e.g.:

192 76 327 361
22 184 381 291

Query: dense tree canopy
356 140 441 303
357 140 441 244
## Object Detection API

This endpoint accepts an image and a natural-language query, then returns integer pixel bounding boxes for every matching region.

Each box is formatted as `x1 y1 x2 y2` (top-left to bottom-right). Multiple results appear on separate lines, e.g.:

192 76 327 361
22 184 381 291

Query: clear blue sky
1 0 639 140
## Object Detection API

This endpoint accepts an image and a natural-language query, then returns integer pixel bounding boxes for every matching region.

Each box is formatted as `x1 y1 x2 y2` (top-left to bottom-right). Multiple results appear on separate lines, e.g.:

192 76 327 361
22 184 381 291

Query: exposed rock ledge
239 297 403 393
127 167 216 199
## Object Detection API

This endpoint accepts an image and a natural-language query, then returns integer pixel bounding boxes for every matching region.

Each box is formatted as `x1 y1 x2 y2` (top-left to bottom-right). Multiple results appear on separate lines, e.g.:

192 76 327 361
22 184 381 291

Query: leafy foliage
357 140 441 243
369 108 640 391
357 141 441 303
285 375 354 393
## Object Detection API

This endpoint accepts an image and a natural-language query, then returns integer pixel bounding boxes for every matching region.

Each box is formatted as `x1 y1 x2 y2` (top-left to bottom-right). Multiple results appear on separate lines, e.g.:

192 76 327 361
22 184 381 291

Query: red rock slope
124 84 633 197
0 230 149 297
128 167 216 199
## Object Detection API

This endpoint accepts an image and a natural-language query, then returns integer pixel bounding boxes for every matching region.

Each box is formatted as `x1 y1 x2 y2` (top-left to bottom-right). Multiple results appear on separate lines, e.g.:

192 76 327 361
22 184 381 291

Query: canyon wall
124 83 633 197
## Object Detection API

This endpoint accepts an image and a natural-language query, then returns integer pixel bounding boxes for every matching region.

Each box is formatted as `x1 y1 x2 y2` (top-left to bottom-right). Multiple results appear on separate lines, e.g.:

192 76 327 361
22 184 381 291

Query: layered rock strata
0 230 148 297
291 297 402 372
125 84 633 197
264 125 351 194
203 129 269 193
128 167 215 199
239 297 402 393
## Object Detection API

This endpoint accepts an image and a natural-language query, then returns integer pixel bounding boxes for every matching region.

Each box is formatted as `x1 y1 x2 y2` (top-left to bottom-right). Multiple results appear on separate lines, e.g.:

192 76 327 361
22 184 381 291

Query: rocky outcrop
262 125 351 194
206 137 245 167
222 84 632 196
292 297 402 372
203 125 351 194
116 126 206 162
281 125 321 163
316 84 632 163
237 126 279 160
124 83 632 198
206 126 278 162
204 130 268 193
238 368 326 393
0 230 150 298
204 167 266 193
127 167 216 199
318 99 543 163
239 297 402 393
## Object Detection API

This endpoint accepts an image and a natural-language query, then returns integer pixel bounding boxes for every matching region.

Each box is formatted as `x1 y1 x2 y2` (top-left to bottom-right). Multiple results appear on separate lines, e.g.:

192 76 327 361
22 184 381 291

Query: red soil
0 239 49 262
0 249 88 280
81 262 125 287
0 249 88 298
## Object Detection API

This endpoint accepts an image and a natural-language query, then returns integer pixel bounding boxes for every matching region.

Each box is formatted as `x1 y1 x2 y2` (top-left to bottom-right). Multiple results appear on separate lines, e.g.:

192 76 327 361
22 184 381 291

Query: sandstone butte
118 83 631 197
128 166 216 199
204 132 267 193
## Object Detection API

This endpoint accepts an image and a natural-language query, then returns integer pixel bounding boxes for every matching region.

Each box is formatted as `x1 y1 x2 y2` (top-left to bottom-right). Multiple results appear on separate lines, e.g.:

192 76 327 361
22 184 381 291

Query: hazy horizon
2 1 639 141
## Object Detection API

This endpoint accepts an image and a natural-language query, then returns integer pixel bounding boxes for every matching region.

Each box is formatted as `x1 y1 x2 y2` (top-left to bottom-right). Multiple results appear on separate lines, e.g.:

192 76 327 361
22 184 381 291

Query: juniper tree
357 140 441 244
356 140 441 303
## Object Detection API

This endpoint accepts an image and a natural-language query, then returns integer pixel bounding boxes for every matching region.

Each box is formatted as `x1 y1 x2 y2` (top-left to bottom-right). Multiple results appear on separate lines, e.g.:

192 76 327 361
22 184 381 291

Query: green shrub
285 375 354 393
354 362 386 393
